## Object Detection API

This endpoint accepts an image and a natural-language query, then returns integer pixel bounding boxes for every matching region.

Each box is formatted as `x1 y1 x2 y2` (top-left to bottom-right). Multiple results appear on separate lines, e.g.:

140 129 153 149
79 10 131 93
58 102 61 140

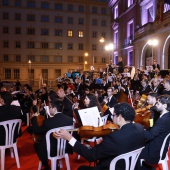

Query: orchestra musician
31 99 73 170
150 78 164 95
139 79 152 96
140 94 170 170
162 78 170 95
152 59 160 71
53 103 145 170
116 57 124 73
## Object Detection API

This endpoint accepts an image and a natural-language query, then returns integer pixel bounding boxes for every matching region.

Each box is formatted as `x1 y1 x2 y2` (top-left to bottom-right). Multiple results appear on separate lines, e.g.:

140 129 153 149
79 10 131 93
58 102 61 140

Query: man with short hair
53 103 145 170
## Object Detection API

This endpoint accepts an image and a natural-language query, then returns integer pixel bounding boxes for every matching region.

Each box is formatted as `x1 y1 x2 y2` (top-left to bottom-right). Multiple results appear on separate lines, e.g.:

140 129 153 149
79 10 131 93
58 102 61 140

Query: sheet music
78 106 103 127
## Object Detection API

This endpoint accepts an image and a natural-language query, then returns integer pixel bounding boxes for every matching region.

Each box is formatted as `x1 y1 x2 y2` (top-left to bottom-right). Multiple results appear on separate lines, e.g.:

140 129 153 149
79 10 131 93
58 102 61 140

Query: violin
72 123 119 138
136 94 147 109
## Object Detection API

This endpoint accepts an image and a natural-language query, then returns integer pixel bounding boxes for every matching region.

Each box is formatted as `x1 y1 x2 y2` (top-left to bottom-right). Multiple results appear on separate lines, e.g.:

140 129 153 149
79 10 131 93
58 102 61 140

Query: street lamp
28 60 32 85
99 37 105 43
105 43 114 63
147 39 158 65
84 61 87 71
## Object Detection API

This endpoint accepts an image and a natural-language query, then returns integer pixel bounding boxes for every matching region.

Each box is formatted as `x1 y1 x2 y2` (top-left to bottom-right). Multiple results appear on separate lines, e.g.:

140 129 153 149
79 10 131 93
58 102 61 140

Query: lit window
79 31 84 37
68 30 73 37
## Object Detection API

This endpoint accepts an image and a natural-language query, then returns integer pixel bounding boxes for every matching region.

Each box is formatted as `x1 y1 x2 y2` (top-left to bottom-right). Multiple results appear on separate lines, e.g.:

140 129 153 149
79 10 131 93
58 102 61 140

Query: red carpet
4 127 91 170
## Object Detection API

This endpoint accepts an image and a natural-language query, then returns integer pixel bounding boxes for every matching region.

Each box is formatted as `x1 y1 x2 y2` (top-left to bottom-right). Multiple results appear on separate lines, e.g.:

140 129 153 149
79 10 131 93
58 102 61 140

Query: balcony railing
123 35 134 48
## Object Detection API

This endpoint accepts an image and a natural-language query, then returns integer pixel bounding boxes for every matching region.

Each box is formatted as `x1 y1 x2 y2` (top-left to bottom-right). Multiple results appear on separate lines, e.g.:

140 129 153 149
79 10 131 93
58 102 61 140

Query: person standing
116 57 124 73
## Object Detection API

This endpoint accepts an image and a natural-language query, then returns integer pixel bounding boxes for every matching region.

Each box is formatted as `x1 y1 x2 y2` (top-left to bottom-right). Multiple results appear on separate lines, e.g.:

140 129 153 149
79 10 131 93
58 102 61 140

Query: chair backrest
46 125 74 160
109 147 144 170
0 119 22 147
101 114 109 125
159 133 170 162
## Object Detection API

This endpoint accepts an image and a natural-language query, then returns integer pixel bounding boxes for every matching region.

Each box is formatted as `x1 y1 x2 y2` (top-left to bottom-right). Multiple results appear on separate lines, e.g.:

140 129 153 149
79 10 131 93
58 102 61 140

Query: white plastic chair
158 133 170 170
110 147 144 170
38 125 74 170
0 119 22 170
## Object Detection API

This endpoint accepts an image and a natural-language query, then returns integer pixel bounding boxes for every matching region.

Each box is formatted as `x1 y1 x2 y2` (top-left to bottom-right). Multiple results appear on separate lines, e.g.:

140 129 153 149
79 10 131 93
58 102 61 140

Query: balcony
123 35 134 48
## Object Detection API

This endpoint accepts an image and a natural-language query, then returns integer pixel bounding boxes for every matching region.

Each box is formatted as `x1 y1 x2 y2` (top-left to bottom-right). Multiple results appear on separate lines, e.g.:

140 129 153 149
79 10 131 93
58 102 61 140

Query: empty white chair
110 147 144 170
158 133 170 170
38 125 74 170
0 119 22 170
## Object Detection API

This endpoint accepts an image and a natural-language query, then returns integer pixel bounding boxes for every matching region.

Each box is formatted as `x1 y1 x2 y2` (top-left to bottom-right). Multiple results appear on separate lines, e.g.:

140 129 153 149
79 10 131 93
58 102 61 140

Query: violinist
140 94 170 170
162 78 170 95
150 78 164 95
53 103 145 170
139 79 152 96
31 99 73 170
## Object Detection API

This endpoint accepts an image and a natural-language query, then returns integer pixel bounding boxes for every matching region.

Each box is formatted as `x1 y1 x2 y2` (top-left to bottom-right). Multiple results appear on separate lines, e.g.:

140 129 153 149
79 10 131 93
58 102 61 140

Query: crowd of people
0 57 170 170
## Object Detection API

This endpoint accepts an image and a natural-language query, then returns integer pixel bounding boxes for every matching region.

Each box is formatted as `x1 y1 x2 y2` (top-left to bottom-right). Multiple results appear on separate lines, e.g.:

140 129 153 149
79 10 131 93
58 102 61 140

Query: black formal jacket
140 112 170 164
0 105 22 145
73 123 145 170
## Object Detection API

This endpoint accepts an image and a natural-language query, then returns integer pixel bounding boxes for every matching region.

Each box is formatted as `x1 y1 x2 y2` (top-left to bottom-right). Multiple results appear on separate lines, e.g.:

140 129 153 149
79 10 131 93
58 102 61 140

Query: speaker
160 70 170 78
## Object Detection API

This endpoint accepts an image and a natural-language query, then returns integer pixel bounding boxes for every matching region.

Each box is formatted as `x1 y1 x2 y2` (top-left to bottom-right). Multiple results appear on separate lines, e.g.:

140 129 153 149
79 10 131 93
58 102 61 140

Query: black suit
31 113 73 164
0 105 22 145
73 123 145 170
140 112 170 165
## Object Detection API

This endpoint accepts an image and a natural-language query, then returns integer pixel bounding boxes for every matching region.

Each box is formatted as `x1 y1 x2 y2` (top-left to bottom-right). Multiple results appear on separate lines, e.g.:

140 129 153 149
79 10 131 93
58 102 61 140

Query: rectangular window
3 27 9 33
92 44 97 51
68 43 73 50
27 42 35 48
102 57 106 63
41 2 49 9
5 69 11 79
3 0 9 5
42 69 48 82
15 27 21 34
92 6 98 14
54 56 62 63
3 12 9 19
3 41 9 48
27 14 35 21
67 56 73 63
79 56 83 62
55 69 61 77
92 19 97 26
16 41 21 48
101 7 106 14
14 69 20 79
78 18 84 25
78 5 84 12
16 55 21 62
15 13 21 20
15 0 21 7
4 55 8 61
68 30 73 37
67 17 73 24
55 3 63 10
41 15 49 22
55 16 63 23
55 42 62 50
78 44 84 50
78 31 84 37
101 32 106 38
41 29 49 35
55 29 62 36
28 55 35 62
101 20 106 26
128 50 133 66
27 1 36 8
41 56 49 62
68 4 73 11
42 42 48 49
27 28 35 35
92 31 97 38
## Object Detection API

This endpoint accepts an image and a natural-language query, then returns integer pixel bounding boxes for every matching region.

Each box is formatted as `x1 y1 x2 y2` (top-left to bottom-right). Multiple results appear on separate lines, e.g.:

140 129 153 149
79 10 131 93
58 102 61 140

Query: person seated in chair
31 99 73 170
53 103 145 170
140 94 170 170
0 91 22 145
